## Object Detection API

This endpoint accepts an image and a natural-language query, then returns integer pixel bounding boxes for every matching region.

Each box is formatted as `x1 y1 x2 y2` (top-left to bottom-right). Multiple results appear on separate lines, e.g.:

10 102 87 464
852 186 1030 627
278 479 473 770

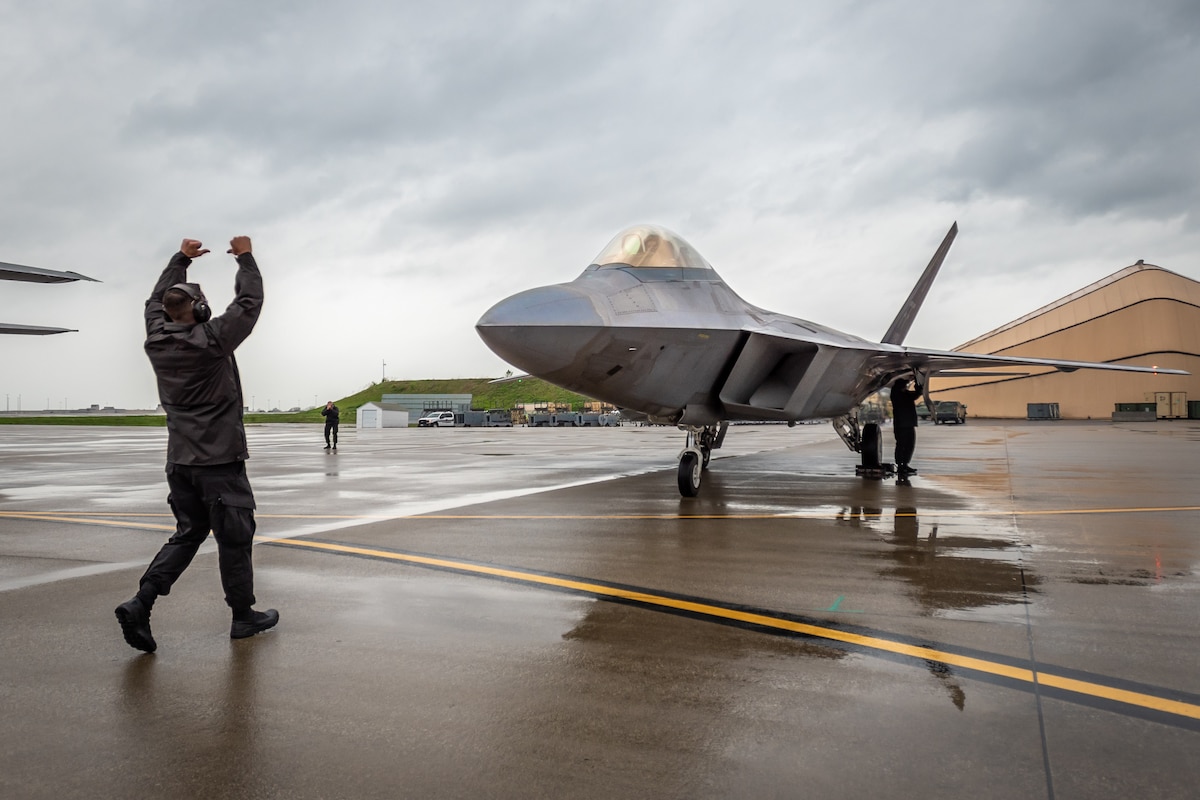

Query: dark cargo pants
140 461 257 610
894 425 916 467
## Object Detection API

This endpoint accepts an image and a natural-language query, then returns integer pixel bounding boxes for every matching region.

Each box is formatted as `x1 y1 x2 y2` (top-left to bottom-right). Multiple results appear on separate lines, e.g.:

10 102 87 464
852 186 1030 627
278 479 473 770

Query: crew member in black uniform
891 375 923 477
322 401 340 450
114 236 278 652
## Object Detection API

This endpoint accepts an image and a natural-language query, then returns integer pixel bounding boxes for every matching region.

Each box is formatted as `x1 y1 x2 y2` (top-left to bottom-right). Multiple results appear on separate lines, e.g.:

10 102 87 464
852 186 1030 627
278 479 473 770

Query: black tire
701 445 712 470
860 423 881 469
678 451 702 497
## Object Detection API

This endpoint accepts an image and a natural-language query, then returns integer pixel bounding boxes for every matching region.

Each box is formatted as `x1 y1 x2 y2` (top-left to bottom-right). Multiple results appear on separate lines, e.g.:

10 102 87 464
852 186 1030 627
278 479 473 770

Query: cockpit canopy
586 225 721 281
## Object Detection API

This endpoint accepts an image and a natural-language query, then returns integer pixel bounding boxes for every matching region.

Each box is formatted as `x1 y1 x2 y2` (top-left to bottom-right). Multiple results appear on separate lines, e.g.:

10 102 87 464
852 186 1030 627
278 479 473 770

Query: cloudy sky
2 0 1197 412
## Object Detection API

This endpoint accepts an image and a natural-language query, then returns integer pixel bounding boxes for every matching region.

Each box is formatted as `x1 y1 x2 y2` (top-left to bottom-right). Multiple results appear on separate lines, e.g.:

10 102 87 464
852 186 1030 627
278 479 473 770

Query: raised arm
208 236 264 354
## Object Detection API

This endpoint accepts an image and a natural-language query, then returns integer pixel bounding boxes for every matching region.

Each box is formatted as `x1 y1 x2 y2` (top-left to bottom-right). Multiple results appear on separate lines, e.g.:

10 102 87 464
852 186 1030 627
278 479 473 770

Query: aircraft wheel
701 445 712 470
678 451 702 497
860 422 882 470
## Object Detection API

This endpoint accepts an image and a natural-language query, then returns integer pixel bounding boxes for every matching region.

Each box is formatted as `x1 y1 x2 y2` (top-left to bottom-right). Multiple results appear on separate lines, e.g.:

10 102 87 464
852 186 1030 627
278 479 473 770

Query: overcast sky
2 0 1197 412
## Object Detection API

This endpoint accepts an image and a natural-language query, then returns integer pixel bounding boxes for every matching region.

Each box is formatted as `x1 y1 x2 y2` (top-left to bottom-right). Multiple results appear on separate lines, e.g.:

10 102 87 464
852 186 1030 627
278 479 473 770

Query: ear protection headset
168 282 212 323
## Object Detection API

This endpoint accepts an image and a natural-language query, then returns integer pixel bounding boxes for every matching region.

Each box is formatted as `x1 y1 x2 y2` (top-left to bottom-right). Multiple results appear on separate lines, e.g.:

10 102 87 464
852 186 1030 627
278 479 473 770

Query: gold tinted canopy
590 225 713 270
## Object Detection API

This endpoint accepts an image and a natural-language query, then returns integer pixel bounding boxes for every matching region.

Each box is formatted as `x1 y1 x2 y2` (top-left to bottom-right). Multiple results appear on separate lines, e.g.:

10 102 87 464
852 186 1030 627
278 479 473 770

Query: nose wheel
678 450 702 496
676 423 726 497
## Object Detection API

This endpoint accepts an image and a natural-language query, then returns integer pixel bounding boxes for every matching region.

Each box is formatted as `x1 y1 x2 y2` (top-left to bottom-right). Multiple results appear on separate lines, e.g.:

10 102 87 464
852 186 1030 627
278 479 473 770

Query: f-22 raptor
476 223 1185 496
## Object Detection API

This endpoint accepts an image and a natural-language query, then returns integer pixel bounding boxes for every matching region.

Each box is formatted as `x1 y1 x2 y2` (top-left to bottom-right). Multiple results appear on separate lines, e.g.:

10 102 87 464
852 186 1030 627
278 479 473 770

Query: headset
167 282 212 323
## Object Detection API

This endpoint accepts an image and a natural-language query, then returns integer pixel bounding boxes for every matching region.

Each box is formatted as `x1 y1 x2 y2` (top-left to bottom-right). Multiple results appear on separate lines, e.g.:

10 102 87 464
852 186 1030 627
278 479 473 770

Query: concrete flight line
271 536 1200 730
3 507 1199 726
4 505 1200 525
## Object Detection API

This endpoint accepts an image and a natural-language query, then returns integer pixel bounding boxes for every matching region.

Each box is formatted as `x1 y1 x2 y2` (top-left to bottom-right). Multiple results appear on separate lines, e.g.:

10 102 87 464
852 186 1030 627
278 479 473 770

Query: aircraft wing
0 322 78 335
0 261 98 283
715 326 1187 424
1 260 97 335
900 346 1188 376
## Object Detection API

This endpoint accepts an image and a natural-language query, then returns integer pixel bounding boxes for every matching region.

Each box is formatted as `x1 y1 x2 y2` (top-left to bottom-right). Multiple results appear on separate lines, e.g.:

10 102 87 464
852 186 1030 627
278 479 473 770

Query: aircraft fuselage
477 253 894 425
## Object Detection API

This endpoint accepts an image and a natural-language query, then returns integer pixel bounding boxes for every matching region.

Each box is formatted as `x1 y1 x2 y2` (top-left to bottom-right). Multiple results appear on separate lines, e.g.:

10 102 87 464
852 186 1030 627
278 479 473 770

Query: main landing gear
676 423 727 497
832 415 894 478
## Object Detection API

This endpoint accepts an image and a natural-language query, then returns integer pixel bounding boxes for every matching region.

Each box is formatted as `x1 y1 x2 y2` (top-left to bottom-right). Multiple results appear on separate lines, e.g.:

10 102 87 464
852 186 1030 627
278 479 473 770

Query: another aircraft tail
880 222 958 345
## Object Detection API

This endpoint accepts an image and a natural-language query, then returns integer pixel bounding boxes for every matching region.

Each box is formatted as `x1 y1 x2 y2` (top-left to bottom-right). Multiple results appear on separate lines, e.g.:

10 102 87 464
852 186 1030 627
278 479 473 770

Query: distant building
356 402 410 429
931 263 1200 419
380 393 472 418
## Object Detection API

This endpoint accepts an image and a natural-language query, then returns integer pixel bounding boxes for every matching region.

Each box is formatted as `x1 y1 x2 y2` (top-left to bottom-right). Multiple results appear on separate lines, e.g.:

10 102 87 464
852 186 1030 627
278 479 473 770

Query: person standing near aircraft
322 401 340 450
891 376 923 477
114 236 278 653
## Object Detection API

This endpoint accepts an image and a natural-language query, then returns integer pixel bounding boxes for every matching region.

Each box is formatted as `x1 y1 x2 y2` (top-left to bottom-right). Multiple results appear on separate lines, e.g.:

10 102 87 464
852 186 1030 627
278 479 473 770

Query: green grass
0 415 167 426
0 377 595 426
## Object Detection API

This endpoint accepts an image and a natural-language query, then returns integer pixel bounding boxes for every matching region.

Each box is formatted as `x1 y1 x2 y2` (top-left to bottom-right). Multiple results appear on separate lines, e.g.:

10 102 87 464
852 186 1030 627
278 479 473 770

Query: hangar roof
956 263 1200 351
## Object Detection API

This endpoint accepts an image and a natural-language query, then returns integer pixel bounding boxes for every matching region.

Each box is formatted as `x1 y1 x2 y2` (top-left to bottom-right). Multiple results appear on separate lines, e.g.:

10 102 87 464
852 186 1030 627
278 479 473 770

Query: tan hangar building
928 262 1200 419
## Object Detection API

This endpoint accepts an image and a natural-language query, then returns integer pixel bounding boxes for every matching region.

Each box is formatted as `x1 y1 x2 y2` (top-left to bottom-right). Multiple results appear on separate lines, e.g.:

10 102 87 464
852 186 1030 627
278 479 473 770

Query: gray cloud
2 0 1198 410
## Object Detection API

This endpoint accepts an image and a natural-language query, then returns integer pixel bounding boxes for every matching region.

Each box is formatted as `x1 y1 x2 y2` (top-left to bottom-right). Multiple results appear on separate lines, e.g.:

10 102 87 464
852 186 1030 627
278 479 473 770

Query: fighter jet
1 260 98 335
476 223 1186 496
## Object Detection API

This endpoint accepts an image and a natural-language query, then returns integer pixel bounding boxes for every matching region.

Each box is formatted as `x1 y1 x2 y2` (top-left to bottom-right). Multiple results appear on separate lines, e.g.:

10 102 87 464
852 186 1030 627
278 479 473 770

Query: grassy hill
0 377 594 426
324 377 593 423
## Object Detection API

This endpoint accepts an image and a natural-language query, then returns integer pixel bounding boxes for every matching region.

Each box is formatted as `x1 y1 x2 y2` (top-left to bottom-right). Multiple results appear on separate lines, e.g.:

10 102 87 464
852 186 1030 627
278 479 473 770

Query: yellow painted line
3 505 1199 525
0 511 174 531
0 511 394 520
273 537 1200 723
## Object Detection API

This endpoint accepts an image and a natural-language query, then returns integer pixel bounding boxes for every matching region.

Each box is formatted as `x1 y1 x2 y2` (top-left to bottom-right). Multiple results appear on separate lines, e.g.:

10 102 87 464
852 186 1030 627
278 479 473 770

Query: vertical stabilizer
881 222 957 345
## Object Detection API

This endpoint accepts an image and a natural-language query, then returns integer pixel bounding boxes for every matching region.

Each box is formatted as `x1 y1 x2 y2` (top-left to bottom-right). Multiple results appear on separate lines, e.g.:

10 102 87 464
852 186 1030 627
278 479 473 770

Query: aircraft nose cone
477 284 601 328
476 285 603 373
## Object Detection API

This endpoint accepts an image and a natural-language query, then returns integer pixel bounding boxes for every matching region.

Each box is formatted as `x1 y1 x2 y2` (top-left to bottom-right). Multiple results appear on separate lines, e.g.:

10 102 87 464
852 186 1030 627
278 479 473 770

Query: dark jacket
144 251 263 465
322 405 340 427
891 379 922 428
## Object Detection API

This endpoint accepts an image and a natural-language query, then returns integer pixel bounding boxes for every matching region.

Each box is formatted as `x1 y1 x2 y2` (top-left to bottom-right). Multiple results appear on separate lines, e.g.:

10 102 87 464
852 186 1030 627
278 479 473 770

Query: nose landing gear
676 422 727 497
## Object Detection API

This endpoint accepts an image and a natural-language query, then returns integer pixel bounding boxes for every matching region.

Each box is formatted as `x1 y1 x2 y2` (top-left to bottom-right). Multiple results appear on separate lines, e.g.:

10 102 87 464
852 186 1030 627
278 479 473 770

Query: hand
180 239 210 259
227 236 252 256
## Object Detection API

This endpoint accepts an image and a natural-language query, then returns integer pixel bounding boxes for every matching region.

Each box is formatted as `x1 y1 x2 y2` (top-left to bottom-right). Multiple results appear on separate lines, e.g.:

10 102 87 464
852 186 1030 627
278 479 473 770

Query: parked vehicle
417 410 456 427
934 401 967 424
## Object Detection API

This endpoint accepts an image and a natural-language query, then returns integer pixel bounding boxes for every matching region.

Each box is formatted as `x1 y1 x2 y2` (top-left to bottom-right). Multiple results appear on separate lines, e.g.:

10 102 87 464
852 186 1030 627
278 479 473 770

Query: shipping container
1155 392 1188 418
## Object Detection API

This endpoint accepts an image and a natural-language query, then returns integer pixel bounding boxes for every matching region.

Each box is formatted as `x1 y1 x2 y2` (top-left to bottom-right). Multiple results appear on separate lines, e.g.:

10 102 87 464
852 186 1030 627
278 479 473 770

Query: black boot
230 608 280 639
115 597 157 653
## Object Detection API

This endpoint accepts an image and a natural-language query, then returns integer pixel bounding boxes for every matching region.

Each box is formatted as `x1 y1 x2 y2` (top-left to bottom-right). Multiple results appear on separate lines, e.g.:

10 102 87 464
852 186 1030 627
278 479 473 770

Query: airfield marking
3 504 1200 526
0 511 175 531
270 536 1200 726
3 508 1197 723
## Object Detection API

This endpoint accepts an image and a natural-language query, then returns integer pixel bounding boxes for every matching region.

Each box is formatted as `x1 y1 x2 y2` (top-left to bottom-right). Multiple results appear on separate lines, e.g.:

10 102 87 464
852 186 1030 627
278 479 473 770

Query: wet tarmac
1 420 1198 799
